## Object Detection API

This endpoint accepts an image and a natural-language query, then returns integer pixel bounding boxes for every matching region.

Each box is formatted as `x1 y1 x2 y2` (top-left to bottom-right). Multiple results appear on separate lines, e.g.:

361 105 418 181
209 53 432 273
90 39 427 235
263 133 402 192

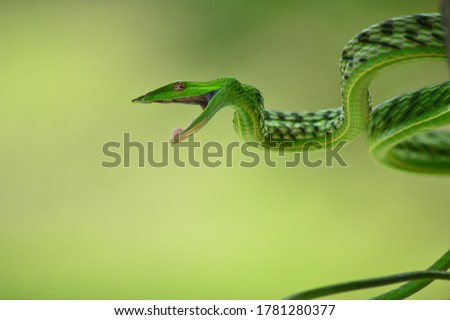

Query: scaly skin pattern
133 13 450 174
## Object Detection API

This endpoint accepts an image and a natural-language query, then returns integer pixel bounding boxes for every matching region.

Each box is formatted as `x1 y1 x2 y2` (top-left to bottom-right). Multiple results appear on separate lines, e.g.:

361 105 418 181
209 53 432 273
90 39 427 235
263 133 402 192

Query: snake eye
173 81 186 92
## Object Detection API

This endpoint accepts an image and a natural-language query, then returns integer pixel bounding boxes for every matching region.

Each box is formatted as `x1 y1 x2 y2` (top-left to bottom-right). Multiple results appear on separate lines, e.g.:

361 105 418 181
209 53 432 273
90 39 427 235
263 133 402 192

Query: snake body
133 13 450 174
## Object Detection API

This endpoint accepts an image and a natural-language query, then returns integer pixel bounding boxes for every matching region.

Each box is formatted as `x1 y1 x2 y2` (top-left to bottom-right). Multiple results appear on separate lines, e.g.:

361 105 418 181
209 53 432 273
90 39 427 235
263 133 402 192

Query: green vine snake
133 12 450 174
132 8 450 298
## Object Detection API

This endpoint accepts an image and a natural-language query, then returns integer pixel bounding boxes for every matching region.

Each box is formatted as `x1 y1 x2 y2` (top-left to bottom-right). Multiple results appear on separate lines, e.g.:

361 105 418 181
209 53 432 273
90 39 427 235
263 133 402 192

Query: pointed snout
131 95 147 103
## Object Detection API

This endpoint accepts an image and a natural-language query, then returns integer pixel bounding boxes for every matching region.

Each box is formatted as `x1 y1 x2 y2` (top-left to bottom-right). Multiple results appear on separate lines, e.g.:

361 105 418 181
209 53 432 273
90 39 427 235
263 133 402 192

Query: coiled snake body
133 13 450 174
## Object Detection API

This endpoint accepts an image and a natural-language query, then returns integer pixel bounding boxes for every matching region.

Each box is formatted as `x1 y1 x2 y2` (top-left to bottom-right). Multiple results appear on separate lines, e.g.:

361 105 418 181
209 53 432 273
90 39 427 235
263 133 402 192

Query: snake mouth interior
154 90 218 111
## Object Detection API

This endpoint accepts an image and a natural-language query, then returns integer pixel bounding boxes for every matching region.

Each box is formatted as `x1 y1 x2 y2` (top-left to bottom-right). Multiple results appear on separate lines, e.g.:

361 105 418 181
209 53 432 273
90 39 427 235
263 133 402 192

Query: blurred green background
0 0 449 299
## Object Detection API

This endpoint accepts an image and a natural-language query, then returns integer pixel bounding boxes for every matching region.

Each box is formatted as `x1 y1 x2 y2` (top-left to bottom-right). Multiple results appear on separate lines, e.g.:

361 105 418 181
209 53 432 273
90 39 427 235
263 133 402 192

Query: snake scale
133 13 450 174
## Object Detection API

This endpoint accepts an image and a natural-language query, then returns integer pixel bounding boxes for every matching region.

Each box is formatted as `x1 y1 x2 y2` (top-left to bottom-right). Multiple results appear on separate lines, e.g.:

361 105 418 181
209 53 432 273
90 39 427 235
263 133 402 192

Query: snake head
132 78 235 142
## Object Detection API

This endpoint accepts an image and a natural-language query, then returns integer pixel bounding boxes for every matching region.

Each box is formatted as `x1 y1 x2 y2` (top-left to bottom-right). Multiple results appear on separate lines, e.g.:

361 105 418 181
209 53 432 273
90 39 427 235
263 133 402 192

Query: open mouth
133 90 219 143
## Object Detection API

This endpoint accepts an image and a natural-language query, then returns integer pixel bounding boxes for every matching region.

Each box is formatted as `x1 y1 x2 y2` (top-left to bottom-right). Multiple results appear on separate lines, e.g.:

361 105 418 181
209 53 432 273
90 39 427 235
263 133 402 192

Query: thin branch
284 270 450 300
371 249 450 299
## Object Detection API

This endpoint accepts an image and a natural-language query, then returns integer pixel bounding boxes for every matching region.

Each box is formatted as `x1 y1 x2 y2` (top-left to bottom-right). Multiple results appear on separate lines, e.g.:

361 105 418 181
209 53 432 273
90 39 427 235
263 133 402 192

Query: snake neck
229 83 268 142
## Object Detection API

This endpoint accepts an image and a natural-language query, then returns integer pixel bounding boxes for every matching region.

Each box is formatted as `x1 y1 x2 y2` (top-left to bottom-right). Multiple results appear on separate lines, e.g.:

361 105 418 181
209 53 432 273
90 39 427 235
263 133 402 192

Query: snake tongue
170 127 185 142
170 116 204 143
